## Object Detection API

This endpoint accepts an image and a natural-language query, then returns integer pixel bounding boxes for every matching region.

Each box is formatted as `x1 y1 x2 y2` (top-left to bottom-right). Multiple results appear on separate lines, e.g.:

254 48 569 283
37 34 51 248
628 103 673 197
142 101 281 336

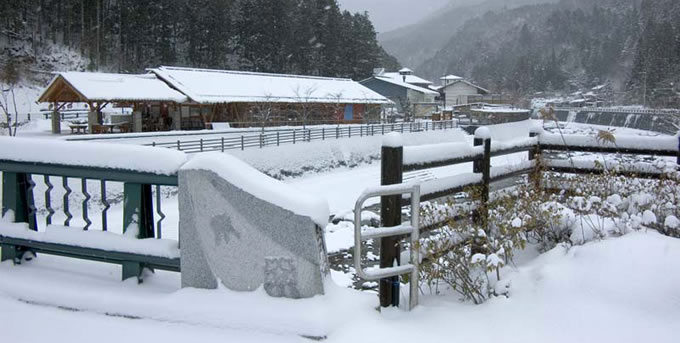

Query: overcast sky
338 0 452 33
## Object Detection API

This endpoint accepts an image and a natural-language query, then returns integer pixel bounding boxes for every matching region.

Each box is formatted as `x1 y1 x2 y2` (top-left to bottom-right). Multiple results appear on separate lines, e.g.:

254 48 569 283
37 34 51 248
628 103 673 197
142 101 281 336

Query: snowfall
1 99 680 342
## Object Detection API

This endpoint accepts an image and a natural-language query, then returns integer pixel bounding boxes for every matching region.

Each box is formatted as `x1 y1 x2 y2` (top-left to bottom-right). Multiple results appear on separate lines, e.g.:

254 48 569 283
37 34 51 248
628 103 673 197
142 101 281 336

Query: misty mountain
415 0 680 104
378 0 560 70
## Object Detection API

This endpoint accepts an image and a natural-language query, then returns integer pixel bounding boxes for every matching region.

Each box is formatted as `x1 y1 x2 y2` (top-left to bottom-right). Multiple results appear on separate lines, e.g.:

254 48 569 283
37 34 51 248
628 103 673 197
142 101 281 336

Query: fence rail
149 120 458 153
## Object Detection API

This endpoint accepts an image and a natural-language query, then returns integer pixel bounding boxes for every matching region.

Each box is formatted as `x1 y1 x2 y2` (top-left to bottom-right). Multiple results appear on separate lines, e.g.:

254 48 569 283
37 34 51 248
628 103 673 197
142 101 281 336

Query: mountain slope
415 0 680 105
378 0 559 69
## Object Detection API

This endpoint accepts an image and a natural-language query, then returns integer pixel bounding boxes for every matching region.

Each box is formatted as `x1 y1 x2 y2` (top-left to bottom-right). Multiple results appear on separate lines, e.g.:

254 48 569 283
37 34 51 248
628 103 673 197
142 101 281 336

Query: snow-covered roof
39 72 188 103
440 79 490 95
149 66 391 105
372 75 440 95
470 106 529 114
440 74 463 81
380 72 433 86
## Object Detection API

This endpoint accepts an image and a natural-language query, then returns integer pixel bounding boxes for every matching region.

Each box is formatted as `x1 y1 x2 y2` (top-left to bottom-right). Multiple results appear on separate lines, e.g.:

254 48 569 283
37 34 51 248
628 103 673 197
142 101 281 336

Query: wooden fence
373 127 680 307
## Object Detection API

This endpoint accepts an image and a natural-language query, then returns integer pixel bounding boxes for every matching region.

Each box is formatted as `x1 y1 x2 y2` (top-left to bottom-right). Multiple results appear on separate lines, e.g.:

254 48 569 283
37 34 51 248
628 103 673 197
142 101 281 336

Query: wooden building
38 66 392 133
38 72 187 134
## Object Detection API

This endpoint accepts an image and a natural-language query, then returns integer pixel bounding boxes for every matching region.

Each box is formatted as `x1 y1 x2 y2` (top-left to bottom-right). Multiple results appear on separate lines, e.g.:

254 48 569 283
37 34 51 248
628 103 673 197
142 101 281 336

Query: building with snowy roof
439 75 492 107
38 71 188 134
360 68 439 119
38 67 392 133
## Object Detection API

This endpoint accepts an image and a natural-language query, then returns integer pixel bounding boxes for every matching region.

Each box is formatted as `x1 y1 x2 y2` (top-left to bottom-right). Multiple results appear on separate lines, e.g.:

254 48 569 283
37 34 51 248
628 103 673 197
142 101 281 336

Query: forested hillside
416 0 680 104
0 0 399 82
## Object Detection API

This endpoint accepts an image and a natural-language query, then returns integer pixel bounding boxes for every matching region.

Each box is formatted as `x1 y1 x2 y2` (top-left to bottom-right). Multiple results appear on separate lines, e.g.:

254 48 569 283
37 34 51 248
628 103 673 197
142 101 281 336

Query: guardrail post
241 136 244 150
1 172 37 262
322 128 325 140
277 132 280 146
380 134 403 307
122 183 154 281
293 131 296 144
259 134 263 148
349 127 352 138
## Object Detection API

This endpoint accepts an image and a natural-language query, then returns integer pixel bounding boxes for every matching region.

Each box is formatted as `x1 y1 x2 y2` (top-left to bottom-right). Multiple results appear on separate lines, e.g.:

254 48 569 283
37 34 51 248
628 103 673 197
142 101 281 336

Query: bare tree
0 61 20 136
292 84 318 129
327 91 344 124
251 93 276 133
398 96 413 123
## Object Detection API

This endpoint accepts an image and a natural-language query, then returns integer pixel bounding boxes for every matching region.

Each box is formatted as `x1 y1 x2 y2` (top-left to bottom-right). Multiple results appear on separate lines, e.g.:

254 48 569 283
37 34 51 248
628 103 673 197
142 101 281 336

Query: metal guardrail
354 183 420 310
0 160 179 281
149 121 458 153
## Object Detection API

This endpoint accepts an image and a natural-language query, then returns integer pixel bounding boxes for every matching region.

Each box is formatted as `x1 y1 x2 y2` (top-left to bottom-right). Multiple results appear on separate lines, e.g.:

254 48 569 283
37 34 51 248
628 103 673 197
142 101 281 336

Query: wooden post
529 125 543 189
473 128 491 226
51 102 61 134
380 139 403 307
122 183 154 281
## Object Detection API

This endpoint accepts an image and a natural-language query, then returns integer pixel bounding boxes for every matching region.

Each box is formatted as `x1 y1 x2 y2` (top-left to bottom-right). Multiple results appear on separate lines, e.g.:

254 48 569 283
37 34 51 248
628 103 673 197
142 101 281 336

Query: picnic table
68 123 88 134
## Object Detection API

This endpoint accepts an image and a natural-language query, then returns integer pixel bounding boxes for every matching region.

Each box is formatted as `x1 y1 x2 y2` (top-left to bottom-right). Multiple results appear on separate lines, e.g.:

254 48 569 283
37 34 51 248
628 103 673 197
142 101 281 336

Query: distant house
439 75 492 106
360 68 439 118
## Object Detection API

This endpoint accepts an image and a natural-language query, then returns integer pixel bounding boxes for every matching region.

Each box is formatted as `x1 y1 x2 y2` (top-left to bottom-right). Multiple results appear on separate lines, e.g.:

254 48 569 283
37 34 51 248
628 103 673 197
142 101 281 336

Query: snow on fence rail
0 138 185 281
148 120 457 153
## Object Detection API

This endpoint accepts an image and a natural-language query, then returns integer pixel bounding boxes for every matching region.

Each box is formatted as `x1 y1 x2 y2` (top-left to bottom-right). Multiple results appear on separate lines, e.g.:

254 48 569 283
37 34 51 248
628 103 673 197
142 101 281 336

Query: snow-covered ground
2 231 678 342
1 119 679 342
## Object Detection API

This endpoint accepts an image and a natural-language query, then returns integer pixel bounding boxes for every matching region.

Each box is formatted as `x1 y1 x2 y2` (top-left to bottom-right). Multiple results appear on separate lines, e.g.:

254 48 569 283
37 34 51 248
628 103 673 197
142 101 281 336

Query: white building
439 74 490 106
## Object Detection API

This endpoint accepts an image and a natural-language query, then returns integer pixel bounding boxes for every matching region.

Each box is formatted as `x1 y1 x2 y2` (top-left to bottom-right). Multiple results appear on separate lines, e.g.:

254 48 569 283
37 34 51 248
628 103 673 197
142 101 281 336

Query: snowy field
1 119 679 342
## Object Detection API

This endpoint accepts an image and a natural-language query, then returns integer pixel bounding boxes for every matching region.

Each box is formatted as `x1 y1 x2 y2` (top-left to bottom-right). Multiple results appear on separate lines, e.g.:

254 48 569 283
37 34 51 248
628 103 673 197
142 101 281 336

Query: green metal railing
0 160 179 281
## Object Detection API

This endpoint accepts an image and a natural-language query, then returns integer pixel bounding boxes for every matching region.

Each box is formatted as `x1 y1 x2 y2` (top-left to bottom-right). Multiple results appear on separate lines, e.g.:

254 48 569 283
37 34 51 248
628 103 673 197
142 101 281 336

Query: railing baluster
44 175 54 226
26 174 37 230
100 180 109 231
155 185 165 239
63 177 72 226
81 178 91 230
